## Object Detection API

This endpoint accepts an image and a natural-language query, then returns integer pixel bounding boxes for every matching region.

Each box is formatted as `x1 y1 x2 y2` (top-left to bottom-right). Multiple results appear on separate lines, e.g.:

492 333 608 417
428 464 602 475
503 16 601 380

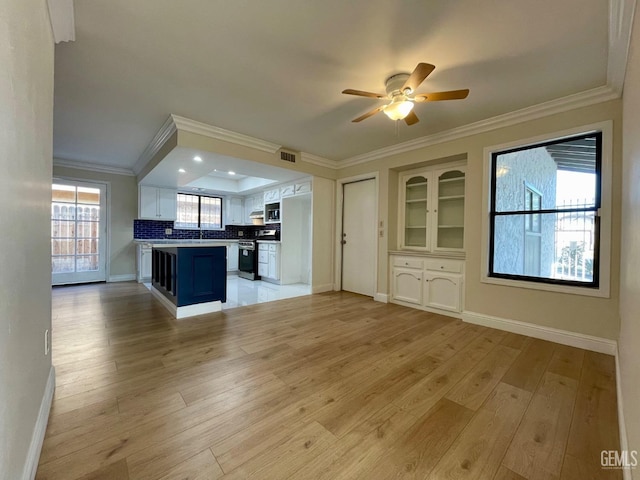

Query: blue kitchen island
151 245 226 319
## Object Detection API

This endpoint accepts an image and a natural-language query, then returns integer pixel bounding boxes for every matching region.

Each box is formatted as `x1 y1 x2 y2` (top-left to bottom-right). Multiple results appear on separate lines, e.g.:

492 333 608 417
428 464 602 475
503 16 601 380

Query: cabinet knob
440 266 444 269
405 262 408 265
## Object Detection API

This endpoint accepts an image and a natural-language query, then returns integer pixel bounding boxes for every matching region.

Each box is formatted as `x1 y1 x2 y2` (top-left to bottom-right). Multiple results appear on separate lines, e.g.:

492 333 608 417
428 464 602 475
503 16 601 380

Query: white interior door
341 179 376 296
51 180 107 285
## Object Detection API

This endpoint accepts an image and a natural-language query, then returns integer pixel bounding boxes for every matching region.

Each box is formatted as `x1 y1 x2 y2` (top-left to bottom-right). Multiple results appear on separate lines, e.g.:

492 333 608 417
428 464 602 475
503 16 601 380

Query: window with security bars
489 132 601 287
175 193 222 229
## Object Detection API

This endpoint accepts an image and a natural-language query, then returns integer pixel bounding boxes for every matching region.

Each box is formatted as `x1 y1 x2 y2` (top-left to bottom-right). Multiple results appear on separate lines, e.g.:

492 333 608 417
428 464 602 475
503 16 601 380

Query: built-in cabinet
400 166 465 251
392 162 466 317
244 194 264 224
139 186 177 220
258 242 280 282
390 254 464 315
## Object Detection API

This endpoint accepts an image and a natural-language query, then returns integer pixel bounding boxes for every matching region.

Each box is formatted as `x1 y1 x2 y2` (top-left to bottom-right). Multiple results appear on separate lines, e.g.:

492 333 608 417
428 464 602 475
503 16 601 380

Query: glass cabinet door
404 176 428 248
435 170 465 249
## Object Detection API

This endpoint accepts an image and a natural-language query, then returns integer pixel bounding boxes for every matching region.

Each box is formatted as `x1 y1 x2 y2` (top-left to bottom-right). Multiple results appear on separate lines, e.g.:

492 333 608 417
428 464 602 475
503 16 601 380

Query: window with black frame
175 193 223 229
489 132 602 287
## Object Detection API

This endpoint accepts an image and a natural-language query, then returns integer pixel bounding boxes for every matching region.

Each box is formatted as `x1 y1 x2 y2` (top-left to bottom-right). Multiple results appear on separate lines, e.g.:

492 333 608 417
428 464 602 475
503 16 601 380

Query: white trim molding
608 0 638 94
341 86 618 168
615 349 633 480
312 283 334 294
374 293 389 303
172 115 281 154
108 274 136 283
46 0 75 43
133 116 177 175
22 366 55 480
462 310 617 355
53 158 135 176
300 152 339 170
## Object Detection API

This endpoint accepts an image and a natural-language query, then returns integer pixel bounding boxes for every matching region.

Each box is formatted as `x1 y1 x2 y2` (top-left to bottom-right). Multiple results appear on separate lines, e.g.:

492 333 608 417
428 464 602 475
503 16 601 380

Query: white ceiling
53 0 616 170
141 146 306 195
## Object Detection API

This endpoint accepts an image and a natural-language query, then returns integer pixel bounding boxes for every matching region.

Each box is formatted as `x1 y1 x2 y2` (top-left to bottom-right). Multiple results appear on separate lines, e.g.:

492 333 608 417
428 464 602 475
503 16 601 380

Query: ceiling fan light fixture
383 99 414 120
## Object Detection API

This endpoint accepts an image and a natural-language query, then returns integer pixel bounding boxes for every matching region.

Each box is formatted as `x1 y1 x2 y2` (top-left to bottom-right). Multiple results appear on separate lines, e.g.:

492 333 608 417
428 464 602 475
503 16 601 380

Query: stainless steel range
237 229 279 281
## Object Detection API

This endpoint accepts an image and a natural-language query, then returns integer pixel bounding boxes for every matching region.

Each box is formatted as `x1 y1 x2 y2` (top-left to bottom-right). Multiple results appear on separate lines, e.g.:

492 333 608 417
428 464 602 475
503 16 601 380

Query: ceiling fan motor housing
385 73 411 96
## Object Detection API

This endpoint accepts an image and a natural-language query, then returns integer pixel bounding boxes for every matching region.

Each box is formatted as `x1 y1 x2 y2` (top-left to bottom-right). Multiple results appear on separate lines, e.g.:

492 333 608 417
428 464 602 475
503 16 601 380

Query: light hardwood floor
37 282 621 480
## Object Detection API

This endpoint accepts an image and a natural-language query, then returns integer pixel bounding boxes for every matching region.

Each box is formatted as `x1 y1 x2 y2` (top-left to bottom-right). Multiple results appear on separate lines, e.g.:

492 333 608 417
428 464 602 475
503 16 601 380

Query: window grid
175 193 223 230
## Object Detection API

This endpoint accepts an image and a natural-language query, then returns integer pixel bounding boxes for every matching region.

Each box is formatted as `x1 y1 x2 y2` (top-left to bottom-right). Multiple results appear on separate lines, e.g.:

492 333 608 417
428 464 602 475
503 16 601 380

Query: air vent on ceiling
279 149 297 163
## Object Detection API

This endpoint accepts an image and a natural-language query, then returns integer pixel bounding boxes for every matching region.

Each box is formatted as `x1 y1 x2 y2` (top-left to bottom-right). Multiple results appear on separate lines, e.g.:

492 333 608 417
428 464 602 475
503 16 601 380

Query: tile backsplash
133 219 279 240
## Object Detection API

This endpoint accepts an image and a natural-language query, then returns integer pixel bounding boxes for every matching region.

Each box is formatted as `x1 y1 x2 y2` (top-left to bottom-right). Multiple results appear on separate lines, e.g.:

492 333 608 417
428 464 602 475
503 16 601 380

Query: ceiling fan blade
414 89 470 102
404 111 419 126
342 89 385 99
352 106 384 122
402 63 436 93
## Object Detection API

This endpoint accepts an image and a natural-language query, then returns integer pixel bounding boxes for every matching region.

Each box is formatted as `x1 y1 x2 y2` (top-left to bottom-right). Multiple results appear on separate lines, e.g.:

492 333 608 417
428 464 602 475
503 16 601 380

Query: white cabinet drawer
258 243 268 251
424 258 463 273
392 256 423 269
268 244 278 252
258 251 268 263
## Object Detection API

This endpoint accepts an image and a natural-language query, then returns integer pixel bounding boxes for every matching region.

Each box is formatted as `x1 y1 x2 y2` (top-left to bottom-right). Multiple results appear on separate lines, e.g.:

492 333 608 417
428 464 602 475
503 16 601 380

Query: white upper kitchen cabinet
225 197 244 225
139 186 177 220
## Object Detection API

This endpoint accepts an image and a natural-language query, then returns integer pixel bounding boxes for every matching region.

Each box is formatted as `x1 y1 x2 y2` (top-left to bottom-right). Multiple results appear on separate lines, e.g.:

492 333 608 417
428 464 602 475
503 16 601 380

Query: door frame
334 172 379 297
52 176 111 283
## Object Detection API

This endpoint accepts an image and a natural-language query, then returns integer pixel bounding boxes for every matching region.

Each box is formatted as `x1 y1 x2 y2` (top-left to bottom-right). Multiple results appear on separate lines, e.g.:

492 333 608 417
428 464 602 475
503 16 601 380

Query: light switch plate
238 231 244 236
165 228 172 235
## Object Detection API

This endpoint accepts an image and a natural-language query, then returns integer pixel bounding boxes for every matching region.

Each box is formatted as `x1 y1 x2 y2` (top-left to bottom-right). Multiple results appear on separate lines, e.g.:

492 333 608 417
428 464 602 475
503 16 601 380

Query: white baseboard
23 366 55 480
615 349 633 480
312 283 334 294
150 286 221 319
374 293 389 303
462 310 617 355
107 274 136 283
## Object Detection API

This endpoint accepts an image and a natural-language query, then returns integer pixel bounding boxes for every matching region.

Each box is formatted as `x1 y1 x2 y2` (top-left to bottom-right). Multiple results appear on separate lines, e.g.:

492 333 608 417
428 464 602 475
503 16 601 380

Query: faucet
199 229 204 240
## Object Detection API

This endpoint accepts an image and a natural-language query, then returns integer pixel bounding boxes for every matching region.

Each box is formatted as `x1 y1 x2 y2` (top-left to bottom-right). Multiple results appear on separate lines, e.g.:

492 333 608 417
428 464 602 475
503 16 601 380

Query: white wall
0 0 54 478
338 99 622 340
619 6 640 474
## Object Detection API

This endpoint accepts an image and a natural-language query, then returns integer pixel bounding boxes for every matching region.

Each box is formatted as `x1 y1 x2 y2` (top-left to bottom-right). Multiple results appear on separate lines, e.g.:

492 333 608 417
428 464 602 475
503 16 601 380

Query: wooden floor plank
427 382 532 480
37 283 621 480
502 372 578 479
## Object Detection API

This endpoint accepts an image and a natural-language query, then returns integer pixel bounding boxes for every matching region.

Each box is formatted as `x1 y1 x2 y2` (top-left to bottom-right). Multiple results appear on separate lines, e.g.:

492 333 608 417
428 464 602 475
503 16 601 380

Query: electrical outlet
165 228 172 236
238 231 244 237
44 329 49 355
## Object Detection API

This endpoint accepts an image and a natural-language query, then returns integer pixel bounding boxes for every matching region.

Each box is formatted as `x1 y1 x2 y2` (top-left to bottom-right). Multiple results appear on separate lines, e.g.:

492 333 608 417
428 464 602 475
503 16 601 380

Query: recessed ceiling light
228 171 236 175
178 168 186 173
193 156 202 162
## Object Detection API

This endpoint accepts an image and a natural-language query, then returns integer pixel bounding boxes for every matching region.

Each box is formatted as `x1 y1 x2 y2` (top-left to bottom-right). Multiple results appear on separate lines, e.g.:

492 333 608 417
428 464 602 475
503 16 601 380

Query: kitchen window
175 193 223 230
482 122 612 298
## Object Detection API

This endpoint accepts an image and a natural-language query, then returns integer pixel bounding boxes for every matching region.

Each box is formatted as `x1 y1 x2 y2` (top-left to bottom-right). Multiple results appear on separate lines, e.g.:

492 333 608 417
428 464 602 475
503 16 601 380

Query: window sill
480 274 610 298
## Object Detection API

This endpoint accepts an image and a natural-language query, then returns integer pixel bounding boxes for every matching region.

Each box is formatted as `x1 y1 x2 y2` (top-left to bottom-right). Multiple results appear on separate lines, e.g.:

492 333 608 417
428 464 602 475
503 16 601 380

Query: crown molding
53 158 135 176
340 85 619 168
300 152 339 170
133 116 177 176
608 0 637 94
46 0 75 43
171 114 281 154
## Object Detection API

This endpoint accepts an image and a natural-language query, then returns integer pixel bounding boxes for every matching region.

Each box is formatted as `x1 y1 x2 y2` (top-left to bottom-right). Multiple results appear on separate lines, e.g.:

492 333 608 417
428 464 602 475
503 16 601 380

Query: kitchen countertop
134 239 239 247
256 240 281 244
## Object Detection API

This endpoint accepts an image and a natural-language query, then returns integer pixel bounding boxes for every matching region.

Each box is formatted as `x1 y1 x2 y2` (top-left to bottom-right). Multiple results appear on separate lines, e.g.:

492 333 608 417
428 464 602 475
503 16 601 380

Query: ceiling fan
342 62 469 125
